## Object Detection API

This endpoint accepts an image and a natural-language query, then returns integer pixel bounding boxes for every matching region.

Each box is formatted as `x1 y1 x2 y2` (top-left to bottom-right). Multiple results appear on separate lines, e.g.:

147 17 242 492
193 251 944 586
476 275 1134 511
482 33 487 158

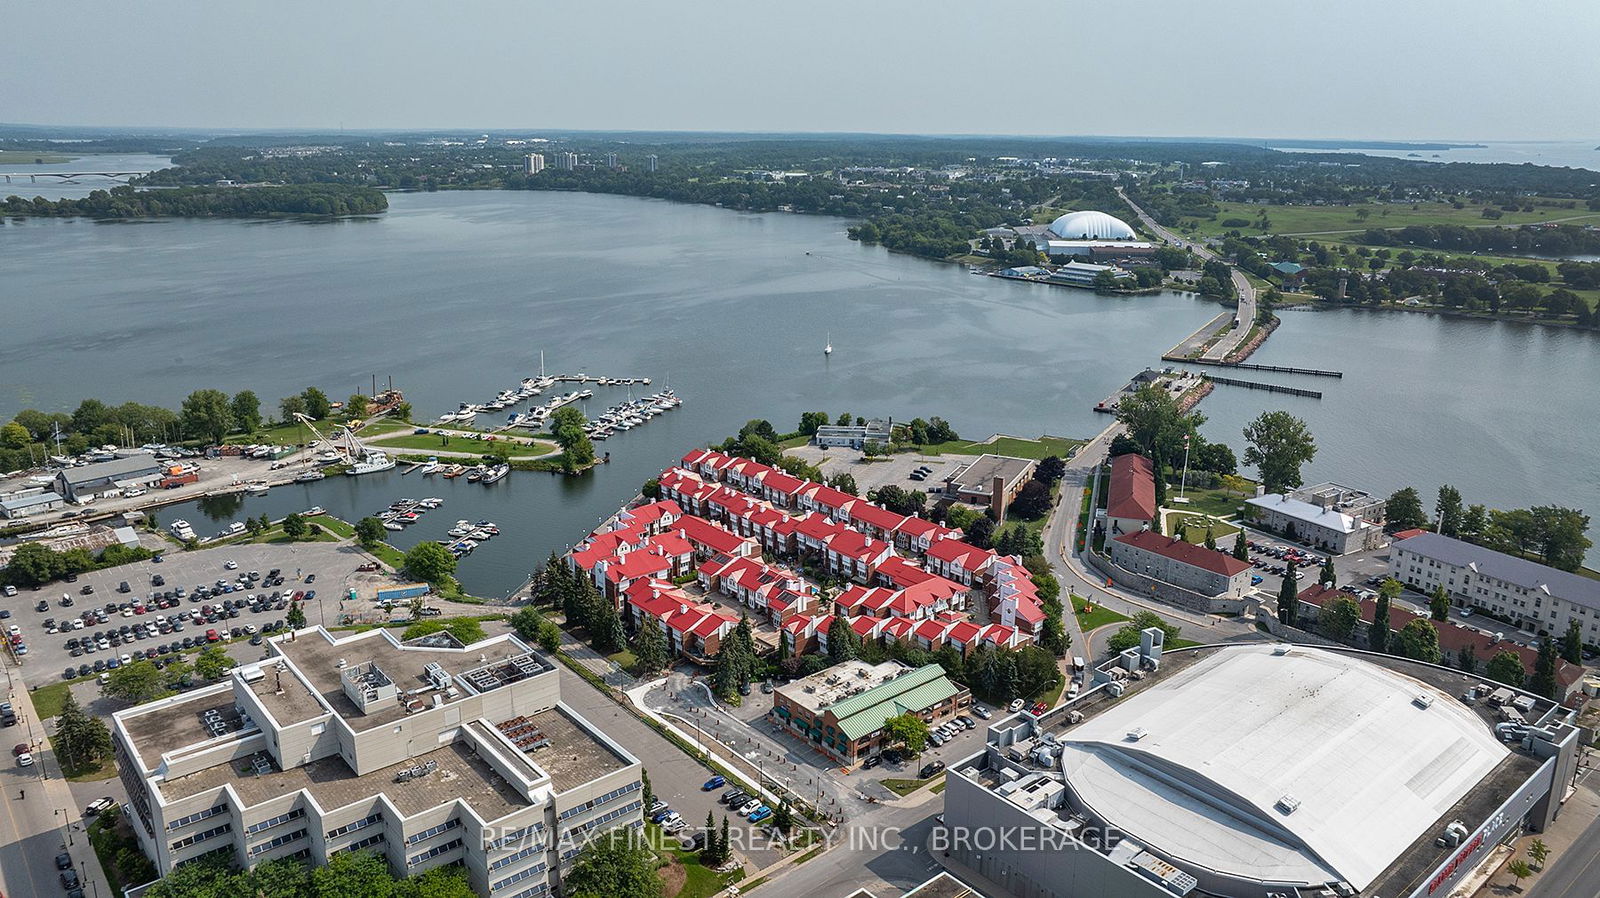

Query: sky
4 0 1598 141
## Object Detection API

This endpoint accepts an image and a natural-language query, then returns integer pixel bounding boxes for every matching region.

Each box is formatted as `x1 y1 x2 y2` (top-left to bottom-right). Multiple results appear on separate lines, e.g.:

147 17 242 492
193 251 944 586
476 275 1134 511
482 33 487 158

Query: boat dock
552 374 650 386
401 462 426 476
1094 367 1207 414
1173 360 1343 378
1207 375 1322 398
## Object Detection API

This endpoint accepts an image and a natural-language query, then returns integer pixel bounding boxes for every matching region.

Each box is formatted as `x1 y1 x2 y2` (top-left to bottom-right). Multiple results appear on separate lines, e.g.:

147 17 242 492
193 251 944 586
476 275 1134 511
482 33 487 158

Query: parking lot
784 445 966 499
2 539 373 688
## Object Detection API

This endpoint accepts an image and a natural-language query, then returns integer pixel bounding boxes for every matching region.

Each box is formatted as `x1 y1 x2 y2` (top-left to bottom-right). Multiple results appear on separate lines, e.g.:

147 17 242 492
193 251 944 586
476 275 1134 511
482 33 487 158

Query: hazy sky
5 0 1597 141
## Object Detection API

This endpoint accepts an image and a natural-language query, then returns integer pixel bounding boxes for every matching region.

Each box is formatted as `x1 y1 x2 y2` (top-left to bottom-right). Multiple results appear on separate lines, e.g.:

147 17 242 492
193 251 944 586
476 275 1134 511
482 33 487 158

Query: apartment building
1391 531 1600 640
113 626 643 898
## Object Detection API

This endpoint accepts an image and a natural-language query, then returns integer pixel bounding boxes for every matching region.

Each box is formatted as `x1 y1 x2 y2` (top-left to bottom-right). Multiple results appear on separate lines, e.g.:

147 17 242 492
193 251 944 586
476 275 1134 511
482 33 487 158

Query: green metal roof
829 664 961 742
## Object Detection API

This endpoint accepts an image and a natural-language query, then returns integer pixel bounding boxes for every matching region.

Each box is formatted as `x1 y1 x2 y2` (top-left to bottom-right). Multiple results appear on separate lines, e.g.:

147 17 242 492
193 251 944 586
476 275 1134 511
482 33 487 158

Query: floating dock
1207 375 1322 398
1172 360 1343 378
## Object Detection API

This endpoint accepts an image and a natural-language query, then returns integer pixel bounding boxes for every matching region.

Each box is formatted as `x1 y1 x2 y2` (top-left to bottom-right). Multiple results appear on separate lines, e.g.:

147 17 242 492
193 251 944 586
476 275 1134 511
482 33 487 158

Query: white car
17 752 33 767
224 560 239 570
735 799 761 816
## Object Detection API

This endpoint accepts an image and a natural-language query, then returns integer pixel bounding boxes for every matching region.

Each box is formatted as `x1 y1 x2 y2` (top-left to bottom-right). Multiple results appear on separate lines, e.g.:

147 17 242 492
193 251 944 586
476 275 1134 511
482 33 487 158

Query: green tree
55 691 112 771
1277 562 1300 627
1319 594 1362 642
827 615 862 663
1461 503 1488 541
1232 532 1249 561
194 644 238 681
404 540 458 585
883 712 930 755
590 600 626 654
1436 484 1464 537
1242 410 1317 494
1318 556 1336 587
1486 650 1526 689
281 512 309 541
1458 643 1479 674
565 828 664 898
1506 858 1531 889
798 411 830 436
301 387 332 420
103 659 172 704
1040 615 1070 658
179 388 233 445
279 394 307 421
229 390 262 434
1396 619 1442 664
1529 838 1551 869
550 406 596 473
1429 585 1450 621
1528 637 1560 698
1203 526 1217 551
640 478 661 500
286 600 307 630
2 541 64 587
0 420 31 449
773 798 793 833
1385 487 1428 531
1370 578 1399 653
346 394 369 419
1561 619 1584 665
354 516 387 550
632 619 669 674
1114 383 1204 459
1108 611 1182 653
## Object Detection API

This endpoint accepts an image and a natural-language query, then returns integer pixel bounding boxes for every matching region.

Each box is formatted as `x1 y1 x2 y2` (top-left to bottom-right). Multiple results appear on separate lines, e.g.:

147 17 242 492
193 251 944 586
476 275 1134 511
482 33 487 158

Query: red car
205 629 220 643
1031 701 1048 716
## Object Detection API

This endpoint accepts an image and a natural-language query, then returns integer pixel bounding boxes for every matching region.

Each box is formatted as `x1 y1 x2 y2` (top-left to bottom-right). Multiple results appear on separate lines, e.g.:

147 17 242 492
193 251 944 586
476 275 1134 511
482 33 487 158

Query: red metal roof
1107 453 1157 522
1112 529 1251 577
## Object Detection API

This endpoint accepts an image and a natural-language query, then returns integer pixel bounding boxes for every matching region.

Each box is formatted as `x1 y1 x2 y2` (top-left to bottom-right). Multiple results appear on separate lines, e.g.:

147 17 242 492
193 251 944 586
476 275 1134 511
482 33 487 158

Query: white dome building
1047 210 1138 241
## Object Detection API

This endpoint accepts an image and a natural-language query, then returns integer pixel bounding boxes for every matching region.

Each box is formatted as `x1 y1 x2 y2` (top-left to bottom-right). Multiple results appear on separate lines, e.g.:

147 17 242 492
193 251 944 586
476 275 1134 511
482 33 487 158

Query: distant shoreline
1264 140 1485 151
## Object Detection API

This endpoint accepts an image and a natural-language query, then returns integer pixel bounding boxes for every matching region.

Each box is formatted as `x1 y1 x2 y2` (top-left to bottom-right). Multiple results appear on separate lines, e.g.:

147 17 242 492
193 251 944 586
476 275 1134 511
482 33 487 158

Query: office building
771 661 968 765
113 626 642 898
1246 490 1386 555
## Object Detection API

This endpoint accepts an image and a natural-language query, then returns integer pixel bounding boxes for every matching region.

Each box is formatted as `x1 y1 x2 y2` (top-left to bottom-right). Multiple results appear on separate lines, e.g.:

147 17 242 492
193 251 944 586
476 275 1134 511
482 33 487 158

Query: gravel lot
4 539 375 688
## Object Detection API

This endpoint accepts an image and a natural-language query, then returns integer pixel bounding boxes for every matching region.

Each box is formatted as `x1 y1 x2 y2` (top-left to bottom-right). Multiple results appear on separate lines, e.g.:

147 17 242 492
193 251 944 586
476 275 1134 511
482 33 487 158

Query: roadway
1 661 113 898
1116 186 1257 361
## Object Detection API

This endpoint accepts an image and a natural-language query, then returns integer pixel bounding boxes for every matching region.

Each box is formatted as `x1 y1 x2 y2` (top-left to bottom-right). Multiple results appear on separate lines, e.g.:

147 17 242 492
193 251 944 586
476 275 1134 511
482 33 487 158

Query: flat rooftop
121 688 253 771
243 660 328 728
271 628 550 730
519 706 631 793
160 738 529 822
777 660 908 714
945 454 1033 495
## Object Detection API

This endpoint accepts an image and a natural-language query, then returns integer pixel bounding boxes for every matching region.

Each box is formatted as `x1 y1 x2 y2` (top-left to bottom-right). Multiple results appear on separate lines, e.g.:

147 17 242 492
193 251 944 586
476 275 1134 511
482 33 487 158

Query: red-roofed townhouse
925 538 996 588
624 579 739 662
795 512 850 557
615 499 683 536
850 615 886 641
671 515 759 561
821 529 895 584
944 620 983 655
658 468 716 515
913 617 955 651
724 458 775 494
1106 453 1157 536
979 623 1026 651
1110 530 1253 598
836 584 896 617
990 557 1045 635
879 617 918 646
874 555 936 590
797 483 858 519
848 503 909 544
755 469 806 509
684 449 735 482
782 614 826 656
746 506 799 556
895 516 960 556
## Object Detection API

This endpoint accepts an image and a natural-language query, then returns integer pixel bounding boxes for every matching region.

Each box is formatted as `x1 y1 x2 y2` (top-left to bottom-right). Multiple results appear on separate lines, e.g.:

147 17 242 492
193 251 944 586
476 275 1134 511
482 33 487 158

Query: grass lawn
367 541 406 569
881 773 944 797
88 809 159 895
31 681 76 719
609 649 639 673
931 780 946 794
919 435 1083 460
1168 514 1241 546
1184 199 1600 239
647 823 746 898
237 415 412 447
368 431 558 457
1032 675 1066 708
1170 485 1249 520
1073 594 1129 632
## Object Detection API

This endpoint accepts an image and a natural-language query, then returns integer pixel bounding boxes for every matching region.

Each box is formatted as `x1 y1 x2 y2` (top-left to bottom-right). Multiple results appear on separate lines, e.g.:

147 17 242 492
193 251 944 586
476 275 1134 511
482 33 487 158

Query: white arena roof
1047 210 1137 240
1058 645 1507 890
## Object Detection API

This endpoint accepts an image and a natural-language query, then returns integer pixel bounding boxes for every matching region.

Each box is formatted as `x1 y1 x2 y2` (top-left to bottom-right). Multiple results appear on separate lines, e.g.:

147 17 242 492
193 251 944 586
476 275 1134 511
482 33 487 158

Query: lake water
1275 140 1600 172
3 188 1597 588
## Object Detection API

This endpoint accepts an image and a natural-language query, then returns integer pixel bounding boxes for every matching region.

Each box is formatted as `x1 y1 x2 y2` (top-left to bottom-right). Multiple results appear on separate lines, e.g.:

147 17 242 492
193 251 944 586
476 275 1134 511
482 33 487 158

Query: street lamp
1178 433 1192 503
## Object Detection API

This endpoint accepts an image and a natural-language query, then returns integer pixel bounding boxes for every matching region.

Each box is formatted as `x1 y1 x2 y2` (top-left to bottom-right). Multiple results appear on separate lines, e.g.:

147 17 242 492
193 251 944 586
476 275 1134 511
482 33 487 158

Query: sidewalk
1 665 113 898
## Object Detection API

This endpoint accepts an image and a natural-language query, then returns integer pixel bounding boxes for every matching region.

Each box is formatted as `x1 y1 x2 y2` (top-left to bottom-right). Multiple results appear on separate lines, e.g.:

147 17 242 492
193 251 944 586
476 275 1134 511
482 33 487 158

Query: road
1116 186 1256 361
1 662 112 898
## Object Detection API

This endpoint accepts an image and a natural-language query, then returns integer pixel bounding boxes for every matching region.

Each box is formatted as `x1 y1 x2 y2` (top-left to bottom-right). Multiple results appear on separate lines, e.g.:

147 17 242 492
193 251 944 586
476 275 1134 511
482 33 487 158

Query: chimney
992 475 1008 525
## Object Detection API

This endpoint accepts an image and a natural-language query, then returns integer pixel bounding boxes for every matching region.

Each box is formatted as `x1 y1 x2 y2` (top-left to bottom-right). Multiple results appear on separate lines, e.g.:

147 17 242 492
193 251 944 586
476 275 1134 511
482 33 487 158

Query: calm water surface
3 189 1598 586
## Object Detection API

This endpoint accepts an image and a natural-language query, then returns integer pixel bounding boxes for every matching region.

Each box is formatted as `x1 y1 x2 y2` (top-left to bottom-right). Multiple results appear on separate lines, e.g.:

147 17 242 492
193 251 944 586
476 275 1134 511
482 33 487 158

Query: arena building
1017 210 1153 260
942 638 1581 898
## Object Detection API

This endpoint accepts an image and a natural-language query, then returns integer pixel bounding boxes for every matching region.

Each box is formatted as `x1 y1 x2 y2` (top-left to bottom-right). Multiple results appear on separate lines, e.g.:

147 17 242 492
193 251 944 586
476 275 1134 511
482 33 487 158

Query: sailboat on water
824 332 833 356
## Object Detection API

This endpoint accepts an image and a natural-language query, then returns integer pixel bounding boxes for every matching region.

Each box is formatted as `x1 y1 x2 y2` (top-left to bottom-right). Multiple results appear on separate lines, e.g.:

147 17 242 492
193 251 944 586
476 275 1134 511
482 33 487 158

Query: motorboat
480 464 510 484
346 452 396 476
293 469 326 483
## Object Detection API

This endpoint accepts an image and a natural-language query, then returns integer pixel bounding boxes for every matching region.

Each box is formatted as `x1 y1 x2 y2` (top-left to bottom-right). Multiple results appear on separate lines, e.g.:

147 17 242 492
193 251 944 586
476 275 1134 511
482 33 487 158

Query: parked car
747 806 773 824
919 761 946 779
647 799 668 815
56 851 74 870
735 799 761 816
702 775 726 791
1008 699 1025 713
721 788 747 805
650 808 676 824
972 705 992 720
84 796 117 817
861 754 883 770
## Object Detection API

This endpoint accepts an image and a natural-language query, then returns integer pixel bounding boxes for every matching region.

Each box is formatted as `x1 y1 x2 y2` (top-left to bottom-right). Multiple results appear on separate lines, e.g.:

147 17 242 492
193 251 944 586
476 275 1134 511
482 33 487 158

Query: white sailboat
824 332 833 356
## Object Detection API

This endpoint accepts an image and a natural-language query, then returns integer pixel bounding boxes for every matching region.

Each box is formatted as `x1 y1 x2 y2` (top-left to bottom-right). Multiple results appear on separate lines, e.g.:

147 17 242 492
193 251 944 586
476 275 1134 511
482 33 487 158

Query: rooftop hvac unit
1272 645 1291 656
1107 681 1126 698
1413 693 1435 709
1126 726 1148 742
1276 794 1301 814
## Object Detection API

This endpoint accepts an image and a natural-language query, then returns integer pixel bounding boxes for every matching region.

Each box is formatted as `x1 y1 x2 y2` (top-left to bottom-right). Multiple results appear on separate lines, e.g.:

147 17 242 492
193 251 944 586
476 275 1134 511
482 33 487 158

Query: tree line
1385 484 1591 572
1 184 387 219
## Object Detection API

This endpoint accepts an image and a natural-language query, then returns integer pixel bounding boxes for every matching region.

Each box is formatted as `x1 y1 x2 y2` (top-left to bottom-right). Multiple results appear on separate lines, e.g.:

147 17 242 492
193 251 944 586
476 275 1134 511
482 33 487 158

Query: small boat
170 519 196 541
824 332 833 355
465 467 484 483
293 469 326 483
442 464 467 479
385 521 406 531
244 480 270 496
302 506 326 517
420 458 440 475
418 497 443 508
480 464 510 484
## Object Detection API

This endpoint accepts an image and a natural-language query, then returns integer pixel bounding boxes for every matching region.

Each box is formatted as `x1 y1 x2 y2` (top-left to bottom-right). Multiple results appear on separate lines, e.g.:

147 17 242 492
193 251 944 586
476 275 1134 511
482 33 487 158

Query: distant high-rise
646 154 659 173
524 153 545 175
605 153 619 169
557 152 579 171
